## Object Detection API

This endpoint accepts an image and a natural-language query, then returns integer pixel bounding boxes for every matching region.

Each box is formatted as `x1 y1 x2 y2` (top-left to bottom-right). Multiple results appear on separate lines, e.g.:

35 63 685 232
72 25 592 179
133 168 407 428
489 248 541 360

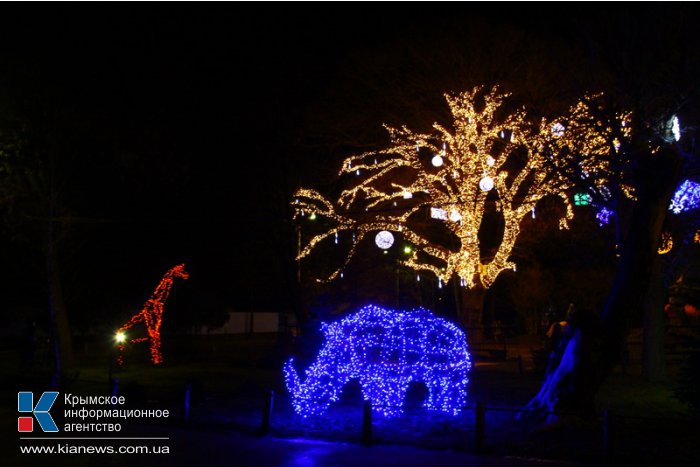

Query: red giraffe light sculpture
117 264 188 365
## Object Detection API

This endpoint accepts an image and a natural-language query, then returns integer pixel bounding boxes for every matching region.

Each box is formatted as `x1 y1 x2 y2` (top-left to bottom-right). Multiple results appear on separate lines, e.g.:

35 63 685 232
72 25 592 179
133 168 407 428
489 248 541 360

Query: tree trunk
523 148 681 420
458 285 486 342
47 151 74 388
47 219 74 388
642 255 667 381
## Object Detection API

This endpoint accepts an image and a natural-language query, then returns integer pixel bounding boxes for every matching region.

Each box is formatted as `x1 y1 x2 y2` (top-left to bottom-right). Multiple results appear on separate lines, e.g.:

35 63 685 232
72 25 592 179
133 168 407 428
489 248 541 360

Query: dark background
0 5 693 334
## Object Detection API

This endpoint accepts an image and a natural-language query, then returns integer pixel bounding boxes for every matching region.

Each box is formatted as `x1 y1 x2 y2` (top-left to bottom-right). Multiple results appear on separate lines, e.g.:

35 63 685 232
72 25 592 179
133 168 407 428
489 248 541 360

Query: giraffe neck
149 272 177 306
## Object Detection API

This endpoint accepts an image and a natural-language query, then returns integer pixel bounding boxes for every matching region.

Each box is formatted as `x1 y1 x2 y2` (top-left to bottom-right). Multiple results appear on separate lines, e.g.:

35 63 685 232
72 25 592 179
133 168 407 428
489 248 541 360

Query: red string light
117 264 188 365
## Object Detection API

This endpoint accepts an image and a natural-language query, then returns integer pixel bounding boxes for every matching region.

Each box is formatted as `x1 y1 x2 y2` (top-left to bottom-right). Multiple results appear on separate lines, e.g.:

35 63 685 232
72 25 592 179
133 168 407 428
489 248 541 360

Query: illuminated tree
294 82 690 420
288 5 700 423
293 87 631 291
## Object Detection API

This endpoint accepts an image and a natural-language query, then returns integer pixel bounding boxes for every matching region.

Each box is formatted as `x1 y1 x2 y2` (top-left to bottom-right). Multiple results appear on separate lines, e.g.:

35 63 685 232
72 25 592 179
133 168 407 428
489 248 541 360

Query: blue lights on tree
669 179 700 214
591 180 700 229
284 305 471 417
596 207 614 226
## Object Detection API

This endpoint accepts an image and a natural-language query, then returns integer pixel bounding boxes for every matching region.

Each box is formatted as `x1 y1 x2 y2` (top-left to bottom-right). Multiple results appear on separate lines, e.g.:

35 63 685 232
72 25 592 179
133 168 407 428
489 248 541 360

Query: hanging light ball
479 176 494 191
551 122 565 137
375 231 395 250
431 155 444 167
672 115 681 142
486 156 495 167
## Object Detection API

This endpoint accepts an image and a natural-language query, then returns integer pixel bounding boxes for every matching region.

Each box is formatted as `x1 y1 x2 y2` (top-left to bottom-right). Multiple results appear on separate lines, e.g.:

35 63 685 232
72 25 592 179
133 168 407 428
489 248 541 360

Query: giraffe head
168 263 189 281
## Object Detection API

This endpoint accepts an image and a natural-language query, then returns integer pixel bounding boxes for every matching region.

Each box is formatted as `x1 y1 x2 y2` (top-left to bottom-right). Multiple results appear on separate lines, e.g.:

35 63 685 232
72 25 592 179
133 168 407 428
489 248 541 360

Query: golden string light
658 232 673 255
294 87 632 288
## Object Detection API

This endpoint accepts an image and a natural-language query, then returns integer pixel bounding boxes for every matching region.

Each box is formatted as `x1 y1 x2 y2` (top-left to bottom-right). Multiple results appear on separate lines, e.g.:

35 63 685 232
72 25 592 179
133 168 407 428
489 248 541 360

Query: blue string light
596 207 614 226
593 179 700 228
284 305 471 417
670 180 700 214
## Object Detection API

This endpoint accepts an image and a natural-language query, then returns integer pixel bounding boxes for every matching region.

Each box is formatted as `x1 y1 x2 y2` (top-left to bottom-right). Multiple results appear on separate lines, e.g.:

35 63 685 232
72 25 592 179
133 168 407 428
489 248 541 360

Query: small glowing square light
573 193 591 206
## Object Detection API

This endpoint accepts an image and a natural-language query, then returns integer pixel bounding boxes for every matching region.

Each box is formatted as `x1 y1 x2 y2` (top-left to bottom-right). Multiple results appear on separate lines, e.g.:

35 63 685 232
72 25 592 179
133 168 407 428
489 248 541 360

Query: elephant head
284 321 353 416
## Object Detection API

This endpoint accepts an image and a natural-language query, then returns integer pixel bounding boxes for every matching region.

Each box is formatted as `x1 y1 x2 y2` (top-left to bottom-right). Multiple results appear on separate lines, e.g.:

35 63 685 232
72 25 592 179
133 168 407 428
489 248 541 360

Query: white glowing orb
430 207 448 220
479 176 494 191
431 155 444 167
551 122 565 137
449 209 462 223
375 231 395 249
115 331 126 344
672 115 681 142
402 191 413 199
486 156 495 167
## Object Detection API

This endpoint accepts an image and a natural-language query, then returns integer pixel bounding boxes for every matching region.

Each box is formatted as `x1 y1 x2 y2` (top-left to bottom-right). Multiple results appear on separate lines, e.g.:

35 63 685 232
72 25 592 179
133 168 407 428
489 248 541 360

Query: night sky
0 5 695 334
0 6 386 332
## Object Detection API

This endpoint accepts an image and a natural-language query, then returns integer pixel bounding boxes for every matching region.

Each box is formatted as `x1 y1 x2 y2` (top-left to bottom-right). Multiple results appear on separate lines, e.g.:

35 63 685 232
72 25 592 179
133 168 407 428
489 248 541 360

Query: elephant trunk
283 358 301 399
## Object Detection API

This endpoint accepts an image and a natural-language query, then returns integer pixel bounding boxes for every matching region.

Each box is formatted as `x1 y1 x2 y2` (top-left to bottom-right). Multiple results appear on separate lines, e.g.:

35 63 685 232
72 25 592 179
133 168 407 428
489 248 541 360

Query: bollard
109 378 119 407
108 351 114 382
362 400 372 445
603 409 613 461
475 401 485 453
260 390 274 435
182 383 192 423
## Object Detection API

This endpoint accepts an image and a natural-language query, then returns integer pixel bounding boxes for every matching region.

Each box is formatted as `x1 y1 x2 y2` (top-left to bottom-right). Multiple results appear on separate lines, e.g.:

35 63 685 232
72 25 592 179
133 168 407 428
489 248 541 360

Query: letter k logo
18 392 59 432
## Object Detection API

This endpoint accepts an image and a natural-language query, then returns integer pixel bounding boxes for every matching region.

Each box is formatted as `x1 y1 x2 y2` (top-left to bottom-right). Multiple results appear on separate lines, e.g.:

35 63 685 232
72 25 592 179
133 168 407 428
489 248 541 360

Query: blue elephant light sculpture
284 305 471 417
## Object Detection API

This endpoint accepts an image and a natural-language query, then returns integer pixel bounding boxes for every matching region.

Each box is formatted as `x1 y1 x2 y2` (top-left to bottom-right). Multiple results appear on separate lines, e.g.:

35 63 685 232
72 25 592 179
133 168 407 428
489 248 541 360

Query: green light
404 246 412 254
309 212 317 220
574 193 591 206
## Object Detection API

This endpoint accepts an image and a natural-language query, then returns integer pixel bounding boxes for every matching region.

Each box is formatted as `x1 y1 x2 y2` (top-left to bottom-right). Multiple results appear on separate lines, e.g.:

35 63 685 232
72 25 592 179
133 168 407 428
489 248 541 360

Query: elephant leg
426 377 458 415
424 382 438 410
383 379 409 417
436 375 468 415
361 377 407 417
423 374 442 410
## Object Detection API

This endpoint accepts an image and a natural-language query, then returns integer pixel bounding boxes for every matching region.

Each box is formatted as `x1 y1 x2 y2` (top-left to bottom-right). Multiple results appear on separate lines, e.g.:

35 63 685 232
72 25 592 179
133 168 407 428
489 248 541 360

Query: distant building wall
204 312 279 334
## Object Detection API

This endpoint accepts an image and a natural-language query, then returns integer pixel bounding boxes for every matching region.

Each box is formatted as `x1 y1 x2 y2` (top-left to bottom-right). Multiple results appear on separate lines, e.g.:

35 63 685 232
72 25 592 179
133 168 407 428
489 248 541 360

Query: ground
0 333 696 466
